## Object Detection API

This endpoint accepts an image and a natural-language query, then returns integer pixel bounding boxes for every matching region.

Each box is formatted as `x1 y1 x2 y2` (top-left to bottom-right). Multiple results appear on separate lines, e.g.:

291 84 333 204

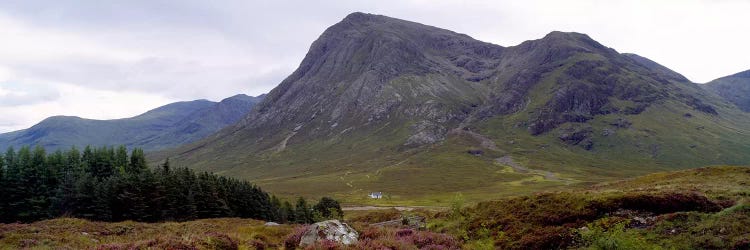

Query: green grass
429 166 750 249
1 166 747 249
160 54 750 207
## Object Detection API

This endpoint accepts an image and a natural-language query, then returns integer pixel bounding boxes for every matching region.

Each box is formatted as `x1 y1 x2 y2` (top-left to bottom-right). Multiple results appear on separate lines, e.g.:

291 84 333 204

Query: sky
0 0 748 133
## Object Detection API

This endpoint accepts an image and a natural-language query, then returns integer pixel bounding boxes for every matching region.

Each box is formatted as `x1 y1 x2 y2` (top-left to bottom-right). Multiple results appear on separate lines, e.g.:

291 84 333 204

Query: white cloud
0 82 174 132
0 82 60 106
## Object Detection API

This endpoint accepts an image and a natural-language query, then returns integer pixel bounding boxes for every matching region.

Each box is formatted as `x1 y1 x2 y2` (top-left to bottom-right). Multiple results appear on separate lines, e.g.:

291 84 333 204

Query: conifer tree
0 145 323 223
0 154 5 220
314 197 343 220
114 146 128 174
294 197 312 224
127 148 147 174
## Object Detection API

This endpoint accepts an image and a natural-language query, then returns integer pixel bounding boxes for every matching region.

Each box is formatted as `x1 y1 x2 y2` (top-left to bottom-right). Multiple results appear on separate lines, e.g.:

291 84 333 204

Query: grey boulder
299 220 359 247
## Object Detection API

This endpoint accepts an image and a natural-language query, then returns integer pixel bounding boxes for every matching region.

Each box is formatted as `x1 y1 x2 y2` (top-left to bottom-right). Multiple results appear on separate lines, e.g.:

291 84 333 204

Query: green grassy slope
703 69 750 111
157 13 750 206
166 56 750 206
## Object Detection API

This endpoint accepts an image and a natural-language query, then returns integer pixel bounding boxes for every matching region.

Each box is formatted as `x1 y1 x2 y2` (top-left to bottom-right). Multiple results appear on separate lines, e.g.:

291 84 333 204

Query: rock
467 149 483 156
609 118 632 128
404 120 447 147
558 125 593 150
602 128 614 136
580 139 594 150
299 220 359 247
264 222 280 226
402 215 426 230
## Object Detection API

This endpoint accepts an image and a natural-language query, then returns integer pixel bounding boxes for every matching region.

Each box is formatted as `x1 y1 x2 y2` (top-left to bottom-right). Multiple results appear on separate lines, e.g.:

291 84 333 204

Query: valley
149 13 750 205
0 8 748 250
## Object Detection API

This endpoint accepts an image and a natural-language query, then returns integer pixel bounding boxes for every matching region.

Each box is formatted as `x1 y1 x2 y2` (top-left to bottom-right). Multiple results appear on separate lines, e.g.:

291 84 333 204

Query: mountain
0 94 264 152
703 69 750 112
159 13 750 202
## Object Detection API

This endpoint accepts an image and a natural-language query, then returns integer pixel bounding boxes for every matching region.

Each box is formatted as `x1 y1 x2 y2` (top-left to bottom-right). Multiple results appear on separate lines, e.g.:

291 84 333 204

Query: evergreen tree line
0 145 342 224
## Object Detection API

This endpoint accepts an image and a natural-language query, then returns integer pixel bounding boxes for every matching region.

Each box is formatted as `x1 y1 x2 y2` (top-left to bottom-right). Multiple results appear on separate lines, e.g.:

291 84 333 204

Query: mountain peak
222 94 251 102
533 31 609 52
704 69 750 112
38 115 84 124
162 13 750 201
543 31 591 40
341 12 388 23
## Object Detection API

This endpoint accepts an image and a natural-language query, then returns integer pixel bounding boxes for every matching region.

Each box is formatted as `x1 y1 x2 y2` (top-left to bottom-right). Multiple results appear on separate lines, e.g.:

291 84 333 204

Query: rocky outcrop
299 220 359 247
558 125 594 150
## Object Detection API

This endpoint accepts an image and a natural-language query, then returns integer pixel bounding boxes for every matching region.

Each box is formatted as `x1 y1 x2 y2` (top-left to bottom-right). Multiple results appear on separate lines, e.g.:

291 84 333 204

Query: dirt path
275 131 297 153
342 206 441 211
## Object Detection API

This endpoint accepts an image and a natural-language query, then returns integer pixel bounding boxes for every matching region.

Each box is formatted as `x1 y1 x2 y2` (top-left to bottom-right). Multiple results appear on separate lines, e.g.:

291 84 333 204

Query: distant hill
0 94 264 151
157 12 750 202
703 69 750 112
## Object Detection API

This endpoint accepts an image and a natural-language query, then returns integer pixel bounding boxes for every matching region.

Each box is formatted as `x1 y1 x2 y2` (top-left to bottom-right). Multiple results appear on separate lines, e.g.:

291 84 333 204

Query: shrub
395 228 415 238
284 225 308 249
579 221 655 250
348 209 401 224
200 232 238 250
608 192 722 214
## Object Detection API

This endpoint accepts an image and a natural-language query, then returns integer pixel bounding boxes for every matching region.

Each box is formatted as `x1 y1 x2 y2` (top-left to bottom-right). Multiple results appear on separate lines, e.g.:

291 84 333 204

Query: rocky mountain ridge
158 12 750 200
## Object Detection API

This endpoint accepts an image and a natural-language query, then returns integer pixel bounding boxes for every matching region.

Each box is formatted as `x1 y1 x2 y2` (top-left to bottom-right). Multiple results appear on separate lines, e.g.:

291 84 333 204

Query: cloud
0 82 174 132
0 82 61 106
0 0 748 132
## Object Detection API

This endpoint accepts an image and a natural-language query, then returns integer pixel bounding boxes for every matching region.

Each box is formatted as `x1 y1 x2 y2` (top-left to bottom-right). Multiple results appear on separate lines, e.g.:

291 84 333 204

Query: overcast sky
0 0 748 132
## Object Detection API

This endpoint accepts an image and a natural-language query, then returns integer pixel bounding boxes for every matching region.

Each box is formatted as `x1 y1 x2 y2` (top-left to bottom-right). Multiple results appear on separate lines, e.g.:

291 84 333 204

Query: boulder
299 220 359 247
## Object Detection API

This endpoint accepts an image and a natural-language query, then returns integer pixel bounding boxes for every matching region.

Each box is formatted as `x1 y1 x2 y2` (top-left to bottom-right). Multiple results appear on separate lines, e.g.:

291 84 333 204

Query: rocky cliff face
163 13 750 196
231 13 503 149
195 13 717 153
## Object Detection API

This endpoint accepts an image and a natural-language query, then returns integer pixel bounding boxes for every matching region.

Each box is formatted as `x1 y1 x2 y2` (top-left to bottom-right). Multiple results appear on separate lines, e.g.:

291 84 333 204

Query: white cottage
369 192 383 199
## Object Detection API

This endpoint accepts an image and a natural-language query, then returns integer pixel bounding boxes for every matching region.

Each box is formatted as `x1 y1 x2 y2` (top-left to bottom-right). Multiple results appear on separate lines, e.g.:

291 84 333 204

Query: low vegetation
425 166 750 249
0 166 746 249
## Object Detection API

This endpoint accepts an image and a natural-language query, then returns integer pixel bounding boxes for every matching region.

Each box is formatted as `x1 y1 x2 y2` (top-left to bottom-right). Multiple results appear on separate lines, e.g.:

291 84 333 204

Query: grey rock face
170 12 725 166
404 120 447 147
558 125 594 150
299 220 359 247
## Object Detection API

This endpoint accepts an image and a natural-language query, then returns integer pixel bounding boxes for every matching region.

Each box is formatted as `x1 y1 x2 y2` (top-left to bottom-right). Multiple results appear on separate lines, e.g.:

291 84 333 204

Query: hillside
1 166 747 249
703 69 750 112
160 12 750 203
0 94 264 152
